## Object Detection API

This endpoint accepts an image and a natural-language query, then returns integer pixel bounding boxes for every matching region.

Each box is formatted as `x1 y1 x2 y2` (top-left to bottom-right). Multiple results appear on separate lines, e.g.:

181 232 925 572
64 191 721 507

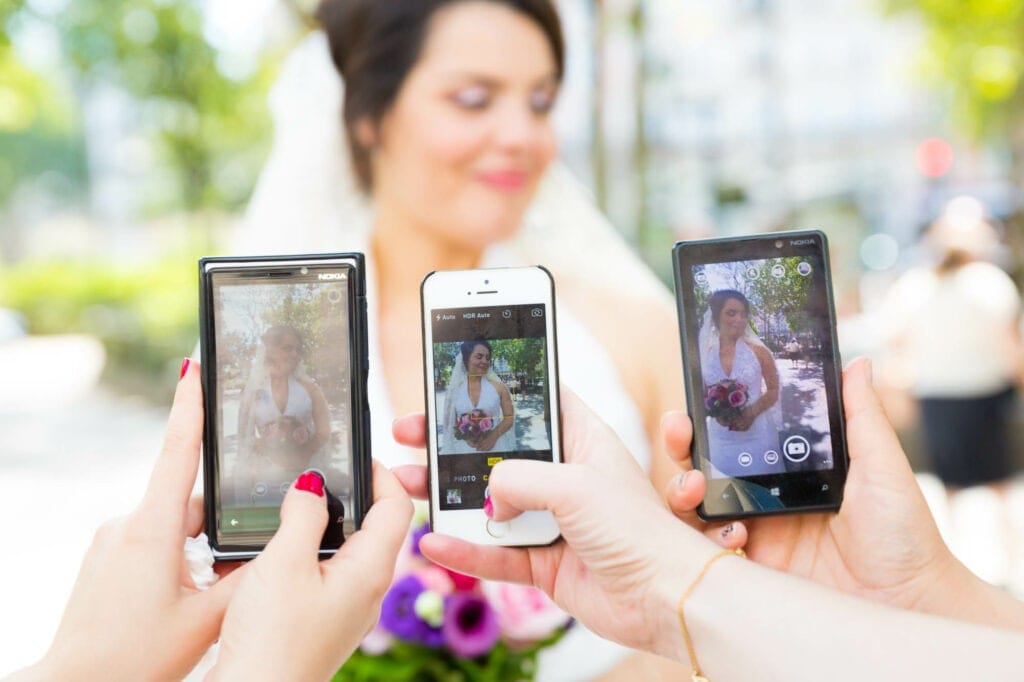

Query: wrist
915 551 1024 629
644 535 729 664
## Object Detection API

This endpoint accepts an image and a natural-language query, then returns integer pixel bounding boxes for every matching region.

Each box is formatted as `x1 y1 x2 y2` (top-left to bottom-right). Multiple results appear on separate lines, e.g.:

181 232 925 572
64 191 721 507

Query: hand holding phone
672 231 849 519
199 254 372 560
421 266 562 546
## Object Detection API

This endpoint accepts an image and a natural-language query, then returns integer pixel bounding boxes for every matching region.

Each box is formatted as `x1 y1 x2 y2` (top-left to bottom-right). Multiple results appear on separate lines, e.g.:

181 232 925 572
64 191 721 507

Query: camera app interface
211 268 355 547
431 304 553 510
691 256 836 479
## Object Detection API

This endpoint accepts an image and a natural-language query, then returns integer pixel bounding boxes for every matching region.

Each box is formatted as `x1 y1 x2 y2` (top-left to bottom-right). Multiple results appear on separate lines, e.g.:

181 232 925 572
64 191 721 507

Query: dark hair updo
316 0 565 193
708 290 750 329
460 339 492 367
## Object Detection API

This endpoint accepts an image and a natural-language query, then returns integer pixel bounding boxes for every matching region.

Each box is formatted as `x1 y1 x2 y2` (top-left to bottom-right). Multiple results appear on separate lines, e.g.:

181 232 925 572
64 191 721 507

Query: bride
699 290 784 477
238 0 689 677
440 341 517 455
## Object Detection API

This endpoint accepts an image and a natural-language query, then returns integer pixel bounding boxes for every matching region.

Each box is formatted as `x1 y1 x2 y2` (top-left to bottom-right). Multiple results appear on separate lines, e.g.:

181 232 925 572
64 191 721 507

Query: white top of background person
234 1 686 677
878 196 1022 398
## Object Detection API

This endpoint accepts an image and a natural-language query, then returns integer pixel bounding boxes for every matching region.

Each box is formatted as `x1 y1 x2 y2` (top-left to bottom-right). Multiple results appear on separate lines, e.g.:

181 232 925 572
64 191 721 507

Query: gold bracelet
676 547 746 682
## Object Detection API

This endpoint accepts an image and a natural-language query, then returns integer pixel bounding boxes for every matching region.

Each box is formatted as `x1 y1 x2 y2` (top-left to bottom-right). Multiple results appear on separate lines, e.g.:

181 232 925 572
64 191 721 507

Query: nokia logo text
790 239 815 246
318 273 345 281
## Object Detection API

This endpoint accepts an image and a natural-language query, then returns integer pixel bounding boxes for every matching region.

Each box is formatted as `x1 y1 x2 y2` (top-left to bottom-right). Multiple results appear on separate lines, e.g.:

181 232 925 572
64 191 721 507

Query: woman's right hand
407 390 726 660
665 358 1007 625
208 462 412 681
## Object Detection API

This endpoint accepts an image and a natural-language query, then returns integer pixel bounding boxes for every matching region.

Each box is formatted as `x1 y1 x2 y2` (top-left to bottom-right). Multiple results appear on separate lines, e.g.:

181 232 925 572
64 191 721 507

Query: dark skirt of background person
919 386 1019 488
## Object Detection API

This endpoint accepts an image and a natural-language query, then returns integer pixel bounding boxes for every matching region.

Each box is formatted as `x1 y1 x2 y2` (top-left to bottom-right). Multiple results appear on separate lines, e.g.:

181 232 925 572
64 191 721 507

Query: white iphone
421 266 562 546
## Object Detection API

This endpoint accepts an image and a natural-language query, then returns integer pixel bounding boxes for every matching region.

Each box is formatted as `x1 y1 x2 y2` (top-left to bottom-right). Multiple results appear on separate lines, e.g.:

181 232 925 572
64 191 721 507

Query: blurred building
554 0 944 292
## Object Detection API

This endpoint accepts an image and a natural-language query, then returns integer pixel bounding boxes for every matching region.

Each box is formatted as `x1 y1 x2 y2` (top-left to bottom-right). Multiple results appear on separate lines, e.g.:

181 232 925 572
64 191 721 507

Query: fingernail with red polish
179 357 191 379
483 497 494 518
295 470 325 497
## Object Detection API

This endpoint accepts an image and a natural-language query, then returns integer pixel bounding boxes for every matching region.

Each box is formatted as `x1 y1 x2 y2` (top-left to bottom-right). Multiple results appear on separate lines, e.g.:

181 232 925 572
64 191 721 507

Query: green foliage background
433 339 546 390
886 0 1024 174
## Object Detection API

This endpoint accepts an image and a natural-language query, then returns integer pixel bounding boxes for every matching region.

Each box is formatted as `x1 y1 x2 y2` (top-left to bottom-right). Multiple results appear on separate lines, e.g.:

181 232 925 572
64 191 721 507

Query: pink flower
481 582 571 642
416 564 456 596
478 418 493 431
709 385 728 400
728 390 746 407
443 567 479 592
262 421 280 438
292 425 309 444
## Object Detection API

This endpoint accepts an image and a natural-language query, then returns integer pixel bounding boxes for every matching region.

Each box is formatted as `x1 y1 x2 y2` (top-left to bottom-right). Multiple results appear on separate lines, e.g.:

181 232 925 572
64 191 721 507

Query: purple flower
728 390 746 407
443 592 500 658
379 575 443 647
410 521 430 558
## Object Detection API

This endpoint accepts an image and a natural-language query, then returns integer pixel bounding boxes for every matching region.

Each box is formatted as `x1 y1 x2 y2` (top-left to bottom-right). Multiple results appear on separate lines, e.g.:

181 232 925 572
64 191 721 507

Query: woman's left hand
663 358 993 623
15 361 243 680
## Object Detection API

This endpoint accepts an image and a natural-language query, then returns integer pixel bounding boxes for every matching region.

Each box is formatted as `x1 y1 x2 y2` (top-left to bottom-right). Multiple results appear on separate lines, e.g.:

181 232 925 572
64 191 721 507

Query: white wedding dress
204 31 669 680
441 374 517 455
702 338 783 477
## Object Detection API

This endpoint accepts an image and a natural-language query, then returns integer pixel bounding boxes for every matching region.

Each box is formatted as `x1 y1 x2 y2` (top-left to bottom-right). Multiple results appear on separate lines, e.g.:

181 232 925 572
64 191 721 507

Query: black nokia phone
672 231 848 520
199 253 371 560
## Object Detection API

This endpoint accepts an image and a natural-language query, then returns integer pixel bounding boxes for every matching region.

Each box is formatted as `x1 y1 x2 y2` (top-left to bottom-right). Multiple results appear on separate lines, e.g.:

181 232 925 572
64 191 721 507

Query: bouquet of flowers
256 415 310 454
704 379 748 425
453 409 495 445
334 504 572 681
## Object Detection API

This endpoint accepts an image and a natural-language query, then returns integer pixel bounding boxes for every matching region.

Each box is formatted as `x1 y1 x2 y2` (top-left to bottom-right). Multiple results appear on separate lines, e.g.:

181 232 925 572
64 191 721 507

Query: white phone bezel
421 266 561 546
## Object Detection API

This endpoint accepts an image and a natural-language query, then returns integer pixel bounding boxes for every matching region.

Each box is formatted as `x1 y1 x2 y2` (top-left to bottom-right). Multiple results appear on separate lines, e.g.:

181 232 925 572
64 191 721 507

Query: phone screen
429 303 554 510
674 233 847 517
206 264 358 550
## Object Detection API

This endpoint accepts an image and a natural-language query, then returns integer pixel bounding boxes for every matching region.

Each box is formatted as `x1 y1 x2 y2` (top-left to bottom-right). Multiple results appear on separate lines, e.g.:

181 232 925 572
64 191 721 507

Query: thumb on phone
487 459 587 523
261 470 329 570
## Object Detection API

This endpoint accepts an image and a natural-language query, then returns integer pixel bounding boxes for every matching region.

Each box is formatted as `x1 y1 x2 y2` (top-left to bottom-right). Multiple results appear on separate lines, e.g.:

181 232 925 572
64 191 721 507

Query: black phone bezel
418 265 563 548
672 230 849 520
198 253 372 561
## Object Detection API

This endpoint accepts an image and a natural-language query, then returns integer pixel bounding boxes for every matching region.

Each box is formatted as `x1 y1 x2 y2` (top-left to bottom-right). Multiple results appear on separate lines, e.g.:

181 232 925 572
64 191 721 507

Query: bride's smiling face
716 298 749 341
467 345 492 375
369 2 559 249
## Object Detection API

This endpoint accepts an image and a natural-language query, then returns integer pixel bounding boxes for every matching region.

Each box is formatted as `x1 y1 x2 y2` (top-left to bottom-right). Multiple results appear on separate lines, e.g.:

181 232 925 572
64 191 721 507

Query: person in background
878 196 1023 581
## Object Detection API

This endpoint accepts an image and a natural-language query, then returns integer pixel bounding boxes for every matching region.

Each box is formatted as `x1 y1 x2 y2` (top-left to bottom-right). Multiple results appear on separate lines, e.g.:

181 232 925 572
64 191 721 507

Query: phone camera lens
774 240 783 248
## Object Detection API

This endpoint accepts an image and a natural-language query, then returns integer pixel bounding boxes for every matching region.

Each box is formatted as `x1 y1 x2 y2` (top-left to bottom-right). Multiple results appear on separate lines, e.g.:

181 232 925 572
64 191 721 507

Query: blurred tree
1 0 295 214
887 0 1024 178
0 2 87 208
491 337 544 385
